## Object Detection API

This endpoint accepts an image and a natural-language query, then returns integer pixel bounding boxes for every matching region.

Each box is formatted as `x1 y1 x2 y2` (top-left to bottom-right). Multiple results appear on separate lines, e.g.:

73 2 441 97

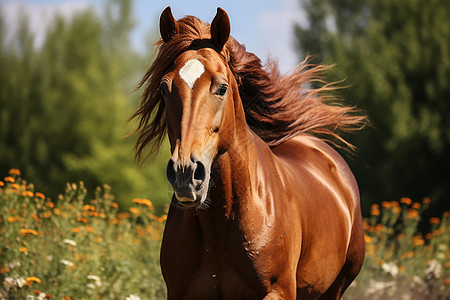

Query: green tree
294 0 450 214
0 1 170 212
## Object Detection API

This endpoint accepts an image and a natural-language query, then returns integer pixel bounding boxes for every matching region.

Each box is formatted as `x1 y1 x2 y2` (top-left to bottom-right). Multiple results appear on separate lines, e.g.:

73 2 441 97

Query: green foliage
0 1 170 211
0 170 166 299
294 0 450 214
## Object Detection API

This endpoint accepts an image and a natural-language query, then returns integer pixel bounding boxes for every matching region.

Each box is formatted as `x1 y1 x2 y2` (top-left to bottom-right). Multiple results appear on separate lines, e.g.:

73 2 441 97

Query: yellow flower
25 276 41 286
132 198 154 210
400 197 412 205
19 229 38 236
8 169 21 176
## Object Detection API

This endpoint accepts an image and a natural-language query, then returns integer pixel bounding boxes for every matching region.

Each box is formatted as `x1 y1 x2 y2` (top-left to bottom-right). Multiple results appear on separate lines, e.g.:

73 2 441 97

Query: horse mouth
174 185 208 208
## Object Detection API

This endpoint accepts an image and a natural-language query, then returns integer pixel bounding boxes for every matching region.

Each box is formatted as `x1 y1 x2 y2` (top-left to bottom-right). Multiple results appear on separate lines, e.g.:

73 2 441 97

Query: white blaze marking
179 58 205 89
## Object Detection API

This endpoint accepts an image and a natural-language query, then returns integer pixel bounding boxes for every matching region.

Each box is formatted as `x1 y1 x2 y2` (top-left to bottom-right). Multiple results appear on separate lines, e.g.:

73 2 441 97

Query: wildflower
132 198 154 209
407 209 419 219
87 283 96 289
9 169 21 176
423 197 431 204
87 275 102 287
45 201 54 208
72 227 81 233
425 233 433 239
433 229 442 236
35 192 45 199
5 277 26 288
21 191 34 197
375 224 385 232
364 235 372 243
413 238 425 246
444 279 450 285
20 247 28 254
42 211 52 218
425 260 442 280
60 259 75 268
8 216 24 223
19 229 38 236
129 207 141 215
0 181 4 187
412 202 420 209
0 267 10 273
108 218 120 224
381 262 399 277
400 197 412 205
62 297 71 300
63 239 77 247
4 176 15 183
25 276 41 286
10 183 20 189
430 217 440 224
445 262 450 268
83 205 95 211
444 211 450 218
85 226 95 233
111 202 119 209
117 212 131 219
126 295 141 300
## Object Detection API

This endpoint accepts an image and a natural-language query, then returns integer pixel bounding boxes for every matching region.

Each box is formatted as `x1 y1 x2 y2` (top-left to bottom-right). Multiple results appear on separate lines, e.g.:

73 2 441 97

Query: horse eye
216 84 228 96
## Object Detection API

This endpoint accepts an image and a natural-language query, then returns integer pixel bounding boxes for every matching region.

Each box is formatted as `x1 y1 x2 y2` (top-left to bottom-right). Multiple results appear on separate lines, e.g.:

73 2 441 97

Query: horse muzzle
166 157 210 207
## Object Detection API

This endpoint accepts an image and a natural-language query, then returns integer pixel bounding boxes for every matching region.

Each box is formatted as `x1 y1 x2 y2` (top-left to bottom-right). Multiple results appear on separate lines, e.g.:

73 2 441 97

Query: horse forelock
131 15 367 161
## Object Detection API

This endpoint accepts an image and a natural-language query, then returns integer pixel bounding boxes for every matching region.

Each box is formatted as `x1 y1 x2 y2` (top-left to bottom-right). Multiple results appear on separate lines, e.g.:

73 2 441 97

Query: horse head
159 7 237 207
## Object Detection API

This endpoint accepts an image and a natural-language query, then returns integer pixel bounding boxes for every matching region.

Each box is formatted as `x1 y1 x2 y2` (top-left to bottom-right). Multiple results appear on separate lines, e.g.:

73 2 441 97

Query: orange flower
108 218 120 224
10 183 20 189
430 217 440 224
432 229 442 236
117 212 131 219
53 208 62 216
62 296 71 300
407 209 419 219
77 217 88 223
412 202 421 209
35 192 45 199
19 229 38 236
8 169 21 176
364 234 372 243
425 233 433 239
72 227 81 233
84 226 95 233
413 238 425 246
400 197 412 205
0 267 10 273
398 265 405 272
371 204 379 210
25 276 41 286
443 211 450 218
401 252 415 259
423 197 431 204
42 211 52 218
444 279 450 285
371 209 380 216
129 207 141 215
45 201 54 208
0 181 4 187
19 247 28 254
83 205 95 211
132 198 154 209
381 201 391 208
444 262 450 268
4 176 15 183
375 224 385 232
110 202 119 209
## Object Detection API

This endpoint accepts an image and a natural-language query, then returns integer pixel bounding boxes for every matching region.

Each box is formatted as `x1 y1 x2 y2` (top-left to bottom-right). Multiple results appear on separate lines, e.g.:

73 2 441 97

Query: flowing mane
131 15 366 160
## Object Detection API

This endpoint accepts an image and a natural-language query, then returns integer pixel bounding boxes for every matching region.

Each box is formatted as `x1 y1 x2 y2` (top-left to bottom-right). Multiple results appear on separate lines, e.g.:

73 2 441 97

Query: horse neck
207 83 266 219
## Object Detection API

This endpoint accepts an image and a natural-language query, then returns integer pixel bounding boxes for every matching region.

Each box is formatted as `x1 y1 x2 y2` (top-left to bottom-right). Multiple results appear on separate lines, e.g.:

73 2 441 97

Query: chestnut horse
131 7 366 300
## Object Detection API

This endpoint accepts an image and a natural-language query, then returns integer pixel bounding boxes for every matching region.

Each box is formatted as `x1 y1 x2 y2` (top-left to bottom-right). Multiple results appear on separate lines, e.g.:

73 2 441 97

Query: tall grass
1 169 449 299
0 169 166 299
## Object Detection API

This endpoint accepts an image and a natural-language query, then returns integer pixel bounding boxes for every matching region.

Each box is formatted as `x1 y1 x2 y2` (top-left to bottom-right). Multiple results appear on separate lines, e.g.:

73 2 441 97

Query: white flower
63 239 77 247
5 277 26 288
87 274 102 287
425 260 442 279
7 261 21 269
87 283 96 289
126 295 141 300
60 259 75 267
365 280 395 295
381 262 399 277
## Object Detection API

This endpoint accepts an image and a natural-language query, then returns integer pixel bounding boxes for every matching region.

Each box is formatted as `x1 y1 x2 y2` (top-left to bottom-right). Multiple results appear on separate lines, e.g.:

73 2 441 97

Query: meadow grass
1 169 449 299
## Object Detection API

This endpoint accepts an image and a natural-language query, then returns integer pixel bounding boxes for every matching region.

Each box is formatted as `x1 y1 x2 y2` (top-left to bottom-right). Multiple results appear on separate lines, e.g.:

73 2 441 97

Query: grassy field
1 169 449 299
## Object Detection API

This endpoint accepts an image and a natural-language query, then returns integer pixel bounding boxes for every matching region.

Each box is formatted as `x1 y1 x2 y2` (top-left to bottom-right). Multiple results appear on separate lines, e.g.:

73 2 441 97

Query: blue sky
1 0 306 72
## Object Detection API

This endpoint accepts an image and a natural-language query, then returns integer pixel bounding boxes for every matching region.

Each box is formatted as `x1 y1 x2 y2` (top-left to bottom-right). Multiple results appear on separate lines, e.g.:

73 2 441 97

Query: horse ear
211 7 230 50
160 6 179 43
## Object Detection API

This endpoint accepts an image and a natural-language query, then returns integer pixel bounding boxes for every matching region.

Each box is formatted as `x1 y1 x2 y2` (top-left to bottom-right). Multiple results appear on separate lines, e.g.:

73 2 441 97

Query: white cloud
256 0 306 73
1 1 92 47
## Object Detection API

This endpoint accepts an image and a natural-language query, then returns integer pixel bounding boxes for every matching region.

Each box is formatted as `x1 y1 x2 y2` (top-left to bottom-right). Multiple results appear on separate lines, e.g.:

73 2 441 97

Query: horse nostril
166 159 176 185
193 161 206 183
